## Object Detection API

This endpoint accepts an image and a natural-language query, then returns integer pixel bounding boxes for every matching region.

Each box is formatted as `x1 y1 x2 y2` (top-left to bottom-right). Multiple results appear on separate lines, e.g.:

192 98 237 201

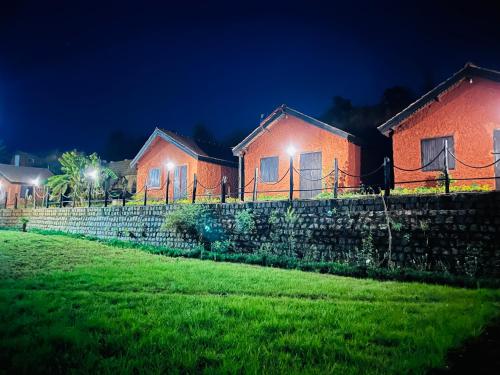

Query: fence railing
2 144 499 209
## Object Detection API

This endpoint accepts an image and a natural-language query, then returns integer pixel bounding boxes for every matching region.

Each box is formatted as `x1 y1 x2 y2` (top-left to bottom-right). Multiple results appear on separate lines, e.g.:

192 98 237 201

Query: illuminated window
147 168 161 188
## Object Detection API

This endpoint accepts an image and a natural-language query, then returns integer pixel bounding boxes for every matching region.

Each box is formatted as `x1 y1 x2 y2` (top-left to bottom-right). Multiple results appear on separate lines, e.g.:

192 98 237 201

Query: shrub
163 205 217 245
234 209 256 234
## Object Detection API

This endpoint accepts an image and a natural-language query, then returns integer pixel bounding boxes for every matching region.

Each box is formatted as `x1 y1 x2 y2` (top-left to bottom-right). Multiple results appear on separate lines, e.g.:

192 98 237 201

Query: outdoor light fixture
31 178 40 187
86 168 98 180
166 161 175 171
286 145 296 157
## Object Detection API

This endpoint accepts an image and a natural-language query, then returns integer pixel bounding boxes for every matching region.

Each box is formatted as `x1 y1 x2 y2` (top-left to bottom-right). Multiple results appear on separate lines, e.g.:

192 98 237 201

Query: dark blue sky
1 0 500 159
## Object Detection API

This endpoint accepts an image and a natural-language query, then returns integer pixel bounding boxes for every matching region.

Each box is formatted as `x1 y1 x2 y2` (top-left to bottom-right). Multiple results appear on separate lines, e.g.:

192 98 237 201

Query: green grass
0 230 499 374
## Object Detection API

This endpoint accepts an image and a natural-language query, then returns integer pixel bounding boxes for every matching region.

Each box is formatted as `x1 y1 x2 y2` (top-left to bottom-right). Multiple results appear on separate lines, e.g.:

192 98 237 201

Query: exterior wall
0 177 21 207
241 115 361 198
197 160 238 198
0 178 45 208
392 78 500 188
136 137 237 200
1 192 499 276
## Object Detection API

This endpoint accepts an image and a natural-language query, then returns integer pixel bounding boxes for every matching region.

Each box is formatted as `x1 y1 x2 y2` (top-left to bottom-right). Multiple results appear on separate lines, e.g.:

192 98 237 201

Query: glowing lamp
86 168 98 180
286 145 296 157
166 161 175 171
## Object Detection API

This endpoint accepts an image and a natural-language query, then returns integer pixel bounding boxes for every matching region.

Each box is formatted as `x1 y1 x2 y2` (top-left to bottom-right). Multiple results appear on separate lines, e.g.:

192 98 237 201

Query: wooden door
174 165 188 200
299 152 322 199
494 130 500 191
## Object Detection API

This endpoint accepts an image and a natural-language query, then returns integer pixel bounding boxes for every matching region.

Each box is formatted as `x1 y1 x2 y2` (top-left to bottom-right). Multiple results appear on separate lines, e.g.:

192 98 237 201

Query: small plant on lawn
234 209 256 234
19 217 29 232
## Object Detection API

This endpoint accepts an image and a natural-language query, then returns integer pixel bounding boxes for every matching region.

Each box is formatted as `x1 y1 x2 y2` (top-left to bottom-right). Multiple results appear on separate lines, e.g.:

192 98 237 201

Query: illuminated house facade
0 163 53 207
131 128 237 200
378 63 500 190
232 105 361 199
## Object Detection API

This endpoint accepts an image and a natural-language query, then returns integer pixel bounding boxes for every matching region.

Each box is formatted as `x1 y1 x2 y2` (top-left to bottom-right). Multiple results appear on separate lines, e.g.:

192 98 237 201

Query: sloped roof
107 159 136 177
130 128 236 167
232 104 360 155
378 63 500 136
0 163 53 184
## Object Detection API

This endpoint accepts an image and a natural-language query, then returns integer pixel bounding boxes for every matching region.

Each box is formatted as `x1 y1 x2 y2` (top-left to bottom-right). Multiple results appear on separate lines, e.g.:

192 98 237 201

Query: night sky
2 0 500 160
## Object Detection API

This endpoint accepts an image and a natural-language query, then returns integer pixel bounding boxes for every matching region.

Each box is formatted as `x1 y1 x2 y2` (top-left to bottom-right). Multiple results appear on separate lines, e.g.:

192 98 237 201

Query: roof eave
131 128 236 167
377 64 500 136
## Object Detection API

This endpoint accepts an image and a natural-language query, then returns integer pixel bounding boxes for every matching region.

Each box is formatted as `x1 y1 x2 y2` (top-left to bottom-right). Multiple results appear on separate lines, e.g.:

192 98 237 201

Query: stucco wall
392 78 500 188
1 191 499 276
136 137 237 200
241 115 361 198
0 177 46 208
0 176 21 207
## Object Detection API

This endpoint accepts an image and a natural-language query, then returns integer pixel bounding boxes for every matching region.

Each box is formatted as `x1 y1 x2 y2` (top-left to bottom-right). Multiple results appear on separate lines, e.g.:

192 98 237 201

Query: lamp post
85 168 98 207
165 162 174 204
31 178 40 209
286 145 296 201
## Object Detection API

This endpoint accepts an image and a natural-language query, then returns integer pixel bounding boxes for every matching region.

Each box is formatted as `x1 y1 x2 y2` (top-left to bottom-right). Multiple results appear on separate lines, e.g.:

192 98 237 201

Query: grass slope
0 230 499 374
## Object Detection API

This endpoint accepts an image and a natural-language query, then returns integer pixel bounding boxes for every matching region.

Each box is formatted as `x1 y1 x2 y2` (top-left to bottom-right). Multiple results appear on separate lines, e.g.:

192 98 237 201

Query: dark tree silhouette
321 86 415 186
192 123 217 144
102 131 147 161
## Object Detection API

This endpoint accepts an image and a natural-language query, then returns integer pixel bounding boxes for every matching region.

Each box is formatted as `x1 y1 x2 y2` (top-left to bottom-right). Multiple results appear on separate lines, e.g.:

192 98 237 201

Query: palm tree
47 150 116 205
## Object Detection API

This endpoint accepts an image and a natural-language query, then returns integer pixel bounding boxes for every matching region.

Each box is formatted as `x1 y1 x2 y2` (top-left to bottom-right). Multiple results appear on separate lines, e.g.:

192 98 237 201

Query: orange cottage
378 63 500 190
131 128 238 201
232 105 362 199
0 163 53 208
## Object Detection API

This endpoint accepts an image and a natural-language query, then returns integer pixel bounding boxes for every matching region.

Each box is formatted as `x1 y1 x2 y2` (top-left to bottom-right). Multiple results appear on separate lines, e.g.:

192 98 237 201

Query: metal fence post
333 158 339 198
252 168 258 202
238 155 245 201
384 157 391 197
143 185 148 206
14 193 18 209
122 189 126 206
4 192 8 209
24 191 28 209
88 185 92 207
60 192 63 208
221 176 227 203
165 170 171 204
104 190 109 207
444 140 450 194
45 187 49 208
289 155 294 201
192 174 197 204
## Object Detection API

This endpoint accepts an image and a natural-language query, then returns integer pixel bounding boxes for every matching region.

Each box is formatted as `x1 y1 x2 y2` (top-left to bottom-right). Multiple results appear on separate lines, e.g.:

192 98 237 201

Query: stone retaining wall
1 192 499 276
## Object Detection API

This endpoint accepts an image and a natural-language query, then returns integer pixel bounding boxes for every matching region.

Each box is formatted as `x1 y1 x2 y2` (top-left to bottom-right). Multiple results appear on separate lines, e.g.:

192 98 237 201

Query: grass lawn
0 230 499 374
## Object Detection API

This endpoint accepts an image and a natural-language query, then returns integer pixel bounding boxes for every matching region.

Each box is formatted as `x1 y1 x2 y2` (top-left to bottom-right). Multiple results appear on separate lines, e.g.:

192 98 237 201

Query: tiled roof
0 163 53 184
232 104 360 155
107 159 136 177
378 63 500 136
131 128 236 167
